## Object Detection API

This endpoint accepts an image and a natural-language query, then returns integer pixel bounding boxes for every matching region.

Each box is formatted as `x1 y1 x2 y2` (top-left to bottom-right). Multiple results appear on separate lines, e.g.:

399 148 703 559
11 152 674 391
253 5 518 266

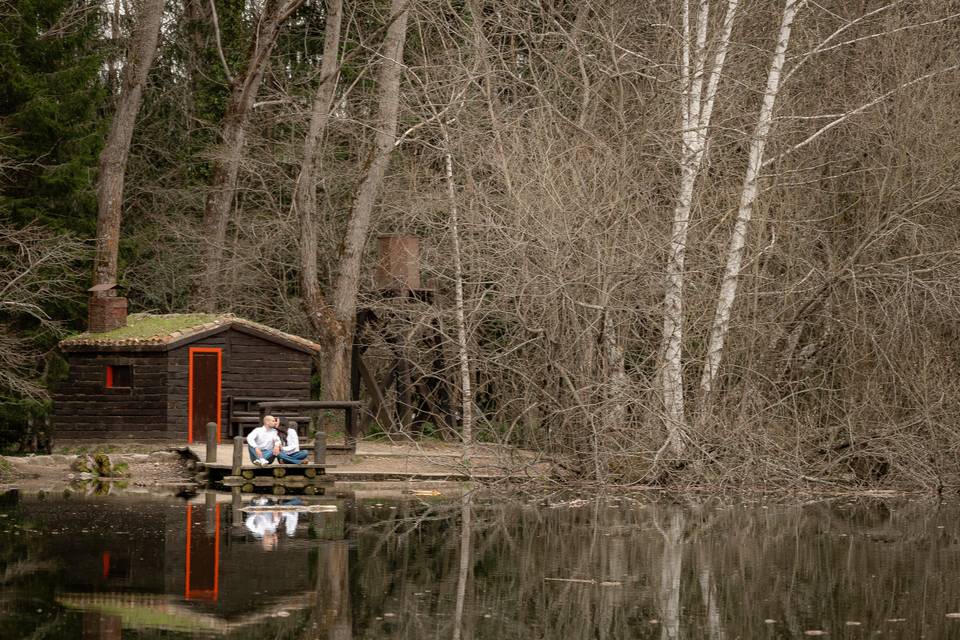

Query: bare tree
297 0 343 339
93 0 165 288
660 0 740 456
0 225 87 398
320 0 410 400
441 124 473 452
198 0 306 311
698 0 803 409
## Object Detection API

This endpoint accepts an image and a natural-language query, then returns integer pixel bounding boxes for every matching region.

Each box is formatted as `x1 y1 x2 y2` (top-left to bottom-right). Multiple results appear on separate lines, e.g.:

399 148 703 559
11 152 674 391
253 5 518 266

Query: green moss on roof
58 313 322 353
66 313 222 342
59 598 222 633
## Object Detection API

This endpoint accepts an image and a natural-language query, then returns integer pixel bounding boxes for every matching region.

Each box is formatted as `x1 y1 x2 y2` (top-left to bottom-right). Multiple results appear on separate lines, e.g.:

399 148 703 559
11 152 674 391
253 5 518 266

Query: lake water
1 487 959 639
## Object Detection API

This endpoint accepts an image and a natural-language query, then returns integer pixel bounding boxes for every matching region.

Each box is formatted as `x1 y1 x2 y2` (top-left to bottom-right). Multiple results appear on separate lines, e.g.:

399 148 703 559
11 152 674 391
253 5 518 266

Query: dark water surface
1 488 960 639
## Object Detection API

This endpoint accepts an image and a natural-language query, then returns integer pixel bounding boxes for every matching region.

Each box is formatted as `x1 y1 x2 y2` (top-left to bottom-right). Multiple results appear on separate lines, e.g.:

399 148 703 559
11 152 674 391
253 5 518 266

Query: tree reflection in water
348 496 960 640
452 492 473 640
4 493 960 639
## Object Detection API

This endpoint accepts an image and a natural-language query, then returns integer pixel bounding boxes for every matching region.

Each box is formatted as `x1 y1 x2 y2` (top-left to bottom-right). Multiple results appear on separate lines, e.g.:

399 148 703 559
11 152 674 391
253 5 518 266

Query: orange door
188 348 221 443
185 504 220 601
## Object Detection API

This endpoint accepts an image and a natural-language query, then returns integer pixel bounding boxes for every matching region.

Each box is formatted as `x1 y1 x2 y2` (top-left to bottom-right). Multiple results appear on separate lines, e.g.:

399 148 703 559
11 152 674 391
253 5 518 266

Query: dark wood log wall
54 328 313 442
166 328 312 439
52 352 169 441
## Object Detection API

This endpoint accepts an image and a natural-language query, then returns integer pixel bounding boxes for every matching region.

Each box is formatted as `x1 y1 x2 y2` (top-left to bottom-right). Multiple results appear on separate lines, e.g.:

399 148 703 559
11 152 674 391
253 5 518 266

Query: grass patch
56 444 119 455
61 313 223 343
0 457 15 481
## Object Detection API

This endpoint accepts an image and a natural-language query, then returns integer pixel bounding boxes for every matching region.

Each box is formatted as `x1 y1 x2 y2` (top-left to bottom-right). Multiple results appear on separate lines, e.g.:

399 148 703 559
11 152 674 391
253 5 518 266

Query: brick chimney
375 234 421 292
87 283 128 333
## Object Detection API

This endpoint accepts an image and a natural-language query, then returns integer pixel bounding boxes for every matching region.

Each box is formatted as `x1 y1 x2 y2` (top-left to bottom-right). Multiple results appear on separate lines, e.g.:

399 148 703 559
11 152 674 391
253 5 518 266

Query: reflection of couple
244 498 302 551
247 415 309 466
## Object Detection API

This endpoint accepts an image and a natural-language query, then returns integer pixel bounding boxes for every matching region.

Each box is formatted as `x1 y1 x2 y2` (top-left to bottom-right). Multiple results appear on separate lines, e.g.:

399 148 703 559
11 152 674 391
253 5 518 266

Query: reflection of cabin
54 313 320 443
18 494 349 636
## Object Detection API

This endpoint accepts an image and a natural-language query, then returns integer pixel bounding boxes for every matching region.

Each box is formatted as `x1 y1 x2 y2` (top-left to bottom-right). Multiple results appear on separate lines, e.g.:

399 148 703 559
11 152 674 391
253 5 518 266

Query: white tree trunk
699 0 803 404
442 128 473 454
658 510 685 640
699 565 725 640
660 0 739 456
452 492 473 640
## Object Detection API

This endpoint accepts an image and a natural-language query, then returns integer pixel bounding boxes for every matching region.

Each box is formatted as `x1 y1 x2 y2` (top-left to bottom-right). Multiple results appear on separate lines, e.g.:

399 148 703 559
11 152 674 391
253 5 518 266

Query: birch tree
698 0 803 407
441 124 473 453
660 0 739 456
198 0 305 311
92 0 164 288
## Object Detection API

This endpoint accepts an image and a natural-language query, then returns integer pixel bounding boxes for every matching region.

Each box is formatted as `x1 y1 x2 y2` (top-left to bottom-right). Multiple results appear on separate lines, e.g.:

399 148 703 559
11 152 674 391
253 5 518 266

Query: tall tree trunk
659 0 739 457
442 126 473 453
320 0 409 400
602 304 626 434
298 0 343 341
197 0 305 311
698 0 802 408
93 0 164 288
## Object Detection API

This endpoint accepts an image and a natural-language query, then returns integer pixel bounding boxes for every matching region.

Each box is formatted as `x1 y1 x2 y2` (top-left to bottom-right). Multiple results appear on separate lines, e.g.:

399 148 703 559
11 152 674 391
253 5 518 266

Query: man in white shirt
246 415 281 466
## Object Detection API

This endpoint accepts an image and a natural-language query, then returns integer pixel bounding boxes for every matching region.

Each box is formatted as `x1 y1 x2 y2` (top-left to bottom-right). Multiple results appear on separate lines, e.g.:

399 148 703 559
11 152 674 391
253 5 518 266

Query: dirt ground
0 438 553 493
0 450 194 494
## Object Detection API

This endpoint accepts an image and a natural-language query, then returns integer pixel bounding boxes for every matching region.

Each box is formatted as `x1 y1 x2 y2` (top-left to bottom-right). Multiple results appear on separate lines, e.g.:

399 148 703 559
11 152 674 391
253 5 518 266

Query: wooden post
315 431 326 465
205 422 218 463
358 354 389 429
232 436 244 476
318 411 328 436
225 395 233 437
349 342 362 446
231 486 243 527
204 491 217 534
345 406 356 450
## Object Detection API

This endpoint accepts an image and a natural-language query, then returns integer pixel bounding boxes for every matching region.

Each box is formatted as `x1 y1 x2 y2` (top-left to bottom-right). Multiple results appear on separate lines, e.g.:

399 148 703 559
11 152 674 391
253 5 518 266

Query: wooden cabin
54 313 321 443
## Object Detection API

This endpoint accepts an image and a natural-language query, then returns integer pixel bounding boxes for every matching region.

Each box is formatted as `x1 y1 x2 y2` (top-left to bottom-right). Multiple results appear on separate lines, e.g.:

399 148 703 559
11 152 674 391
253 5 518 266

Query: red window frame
105 365 131 389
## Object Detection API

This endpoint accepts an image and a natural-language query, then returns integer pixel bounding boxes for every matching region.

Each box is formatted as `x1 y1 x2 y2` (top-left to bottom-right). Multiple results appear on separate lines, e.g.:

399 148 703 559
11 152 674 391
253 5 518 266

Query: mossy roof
59 313 321 355
58 591 316 634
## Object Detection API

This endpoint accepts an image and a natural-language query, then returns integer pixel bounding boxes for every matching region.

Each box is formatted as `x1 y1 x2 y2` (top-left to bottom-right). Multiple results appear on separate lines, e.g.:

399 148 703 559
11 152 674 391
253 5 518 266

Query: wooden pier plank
204 462 334 471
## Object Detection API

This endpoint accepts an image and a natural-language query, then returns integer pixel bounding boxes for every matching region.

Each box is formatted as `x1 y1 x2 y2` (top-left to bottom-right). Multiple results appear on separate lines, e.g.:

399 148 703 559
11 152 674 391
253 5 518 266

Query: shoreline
0 440 945 499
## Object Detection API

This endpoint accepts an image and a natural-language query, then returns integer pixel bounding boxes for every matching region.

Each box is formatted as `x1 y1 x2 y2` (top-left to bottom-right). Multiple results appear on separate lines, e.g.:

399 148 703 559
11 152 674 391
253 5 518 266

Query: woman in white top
277 420 309 464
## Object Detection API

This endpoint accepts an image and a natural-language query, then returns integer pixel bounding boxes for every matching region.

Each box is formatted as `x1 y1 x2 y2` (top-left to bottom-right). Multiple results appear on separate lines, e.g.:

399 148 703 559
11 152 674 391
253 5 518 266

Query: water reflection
2 491 960 639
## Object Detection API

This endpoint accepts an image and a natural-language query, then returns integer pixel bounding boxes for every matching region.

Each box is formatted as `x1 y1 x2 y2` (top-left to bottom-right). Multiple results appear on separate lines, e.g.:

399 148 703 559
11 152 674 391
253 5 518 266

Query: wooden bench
226 396 311 437
257 400 363 450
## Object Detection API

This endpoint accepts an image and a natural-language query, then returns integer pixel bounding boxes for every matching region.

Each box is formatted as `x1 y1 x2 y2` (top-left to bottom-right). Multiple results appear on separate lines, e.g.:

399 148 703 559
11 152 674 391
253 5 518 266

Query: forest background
3 0 960 488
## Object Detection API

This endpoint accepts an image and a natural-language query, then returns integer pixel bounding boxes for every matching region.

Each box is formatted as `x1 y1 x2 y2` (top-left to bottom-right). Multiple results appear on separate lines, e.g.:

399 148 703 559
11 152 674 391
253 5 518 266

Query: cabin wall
52 352 169 441
166 328 313 440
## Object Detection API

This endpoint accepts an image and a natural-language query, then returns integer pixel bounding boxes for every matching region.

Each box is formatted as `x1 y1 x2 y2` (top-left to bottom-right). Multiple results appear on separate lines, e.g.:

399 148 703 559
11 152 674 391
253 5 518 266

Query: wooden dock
198 427 334 492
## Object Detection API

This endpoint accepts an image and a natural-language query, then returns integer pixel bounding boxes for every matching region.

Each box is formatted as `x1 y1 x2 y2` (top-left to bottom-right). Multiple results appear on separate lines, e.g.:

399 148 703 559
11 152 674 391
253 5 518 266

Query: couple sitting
247 415 309 466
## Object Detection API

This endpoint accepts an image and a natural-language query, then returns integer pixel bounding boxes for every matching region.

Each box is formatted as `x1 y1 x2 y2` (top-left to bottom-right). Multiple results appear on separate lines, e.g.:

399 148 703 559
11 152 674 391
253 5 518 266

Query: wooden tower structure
350 235 457 438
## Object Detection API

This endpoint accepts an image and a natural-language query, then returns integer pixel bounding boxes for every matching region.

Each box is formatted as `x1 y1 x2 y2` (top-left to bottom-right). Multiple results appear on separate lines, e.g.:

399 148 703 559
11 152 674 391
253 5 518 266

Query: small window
106 365 132 389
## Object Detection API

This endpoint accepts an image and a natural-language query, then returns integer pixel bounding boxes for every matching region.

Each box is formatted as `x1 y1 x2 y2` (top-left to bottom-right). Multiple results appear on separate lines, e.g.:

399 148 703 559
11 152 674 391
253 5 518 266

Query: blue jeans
278 450 309 464
248 445 276 464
